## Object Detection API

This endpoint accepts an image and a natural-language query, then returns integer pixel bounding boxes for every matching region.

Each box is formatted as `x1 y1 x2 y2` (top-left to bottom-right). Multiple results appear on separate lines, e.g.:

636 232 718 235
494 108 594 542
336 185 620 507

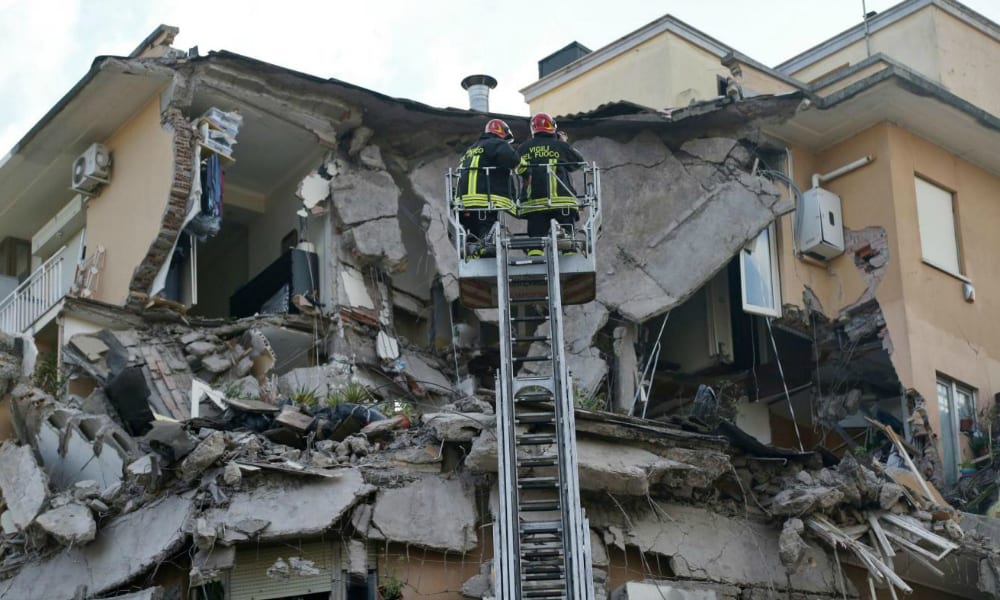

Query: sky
2 0 1000 154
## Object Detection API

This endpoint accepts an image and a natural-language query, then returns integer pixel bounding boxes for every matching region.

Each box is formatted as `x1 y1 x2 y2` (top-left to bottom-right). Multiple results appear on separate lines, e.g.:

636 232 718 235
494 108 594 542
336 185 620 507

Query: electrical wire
766 316 805 452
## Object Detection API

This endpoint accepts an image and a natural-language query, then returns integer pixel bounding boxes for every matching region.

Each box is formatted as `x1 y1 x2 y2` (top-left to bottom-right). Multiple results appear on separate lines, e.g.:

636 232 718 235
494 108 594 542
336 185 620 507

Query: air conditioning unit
797 186 845 260
71 143 112 196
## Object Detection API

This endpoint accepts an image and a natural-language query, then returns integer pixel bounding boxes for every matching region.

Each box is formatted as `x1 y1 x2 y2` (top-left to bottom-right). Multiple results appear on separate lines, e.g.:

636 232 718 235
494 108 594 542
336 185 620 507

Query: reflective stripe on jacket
516 134 584 215
456 133 519 213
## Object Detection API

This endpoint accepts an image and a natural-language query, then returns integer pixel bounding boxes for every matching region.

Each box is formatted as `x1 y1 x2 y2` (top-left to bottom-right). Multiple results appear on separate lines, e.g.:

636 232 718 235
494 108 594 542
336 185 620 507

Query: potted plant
969 429 991 458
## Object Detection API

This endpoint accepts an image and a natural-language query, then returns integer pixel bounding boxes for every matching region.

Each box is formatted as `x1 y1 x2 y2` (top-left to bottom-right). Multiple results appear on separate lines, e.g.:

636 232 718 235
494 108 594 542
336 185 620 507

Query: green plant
377 573 405 600
960 460 976 471
290 384 319 407
852 445 870 460
573 383 605 412
325 382 373 407
33 351 63 396
969 429 990 455
220 380 253 402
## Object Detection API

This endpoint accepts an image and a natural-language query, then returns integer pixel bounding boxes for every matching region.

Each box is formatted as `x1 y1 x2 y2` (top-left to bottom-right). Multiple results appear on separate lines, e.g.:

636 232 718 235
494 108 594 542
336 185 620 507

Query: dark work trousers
460 210 498 243
526 209 578 238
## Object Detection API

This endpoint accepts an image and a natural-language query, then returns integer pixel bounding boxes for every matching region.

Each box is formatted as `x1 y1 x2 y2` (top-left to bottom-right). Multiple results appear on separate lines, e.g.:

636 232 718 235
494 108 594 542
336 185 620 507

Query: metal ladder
493 222 595 600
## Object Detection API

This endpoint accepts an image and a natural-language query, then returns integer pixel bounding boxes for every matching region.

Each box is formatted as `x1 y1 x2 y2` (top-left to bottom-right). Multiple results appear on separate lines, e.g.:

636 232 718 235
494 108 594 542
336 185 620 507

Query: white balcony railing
0 245 71 335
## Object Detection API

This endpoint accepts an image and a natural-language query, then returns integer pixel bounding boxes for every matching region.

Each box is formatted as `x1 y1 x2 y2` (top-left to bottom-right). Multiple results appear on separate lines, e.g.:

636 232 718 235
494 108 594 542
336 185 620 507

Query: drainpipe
811 155 874 189
461 74 497 112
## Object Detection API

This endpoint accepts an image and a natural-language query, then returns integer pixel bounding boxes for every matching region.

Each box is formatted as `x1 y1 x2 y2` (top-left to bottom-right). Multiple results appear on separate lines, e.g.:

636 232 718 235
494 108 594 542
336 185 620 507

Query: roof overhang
765 61 1000 176
776 0 1000 75
0 58 172 241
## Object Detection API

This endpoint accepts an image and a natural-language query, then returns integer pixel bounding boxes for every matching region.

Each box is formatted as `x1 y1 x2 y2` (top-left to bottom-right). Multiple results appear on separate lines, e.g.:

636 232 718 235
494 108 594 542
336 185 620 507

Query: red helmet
530 112 556 135
484 119 513 140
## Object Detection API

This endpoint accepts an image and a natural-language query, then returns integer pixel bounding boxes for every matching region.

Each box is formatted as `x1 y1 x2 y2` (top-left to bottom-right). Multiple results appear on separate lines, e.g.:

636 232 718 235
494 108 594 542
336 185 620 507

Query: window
740 223 782 317
915 177 961 275
936 376 976 485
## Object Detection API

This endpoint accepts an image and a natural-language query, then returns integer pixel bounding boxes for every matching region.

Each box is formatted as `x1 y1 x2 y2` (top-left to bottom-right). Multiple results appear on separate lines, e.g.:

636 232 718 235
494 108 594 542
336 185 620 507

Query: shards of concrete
0 442 49 530
574 134 788 322
612 325 639 414
410 156 459 301
33 411 130 491
185 340 217 358
200 353 233 374
297 172 330 207
769 486 844 516
778 518 807 572
461 562 493 598
332 168 399 226
371 475 477 552
223 462 242 486
576 440 726 496
179 431 227 482
94 588 164 600
72 479 101 501
611 580 741 600
288 556 321 576
422 412 495 442
1 511 17 534
348 218 407 271
681 137 738 163
143 421 199 462
359 145 385 170
590 502 843 595
878 481 906 510
399 349 453 395
36 503 97 545
202 469 374 542
126 454 161 489
0 495 194 600
360 414 406 437
194 517 218 551
267 557 290 579
348 126 374 156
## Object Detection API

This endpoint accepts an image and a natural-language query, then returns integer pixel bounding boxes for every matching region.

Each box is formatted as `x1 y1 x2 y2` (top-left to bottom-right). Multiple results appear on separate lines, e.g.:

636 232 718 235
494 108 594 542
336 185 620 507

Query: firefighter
455 119 519 257
516 112 585 256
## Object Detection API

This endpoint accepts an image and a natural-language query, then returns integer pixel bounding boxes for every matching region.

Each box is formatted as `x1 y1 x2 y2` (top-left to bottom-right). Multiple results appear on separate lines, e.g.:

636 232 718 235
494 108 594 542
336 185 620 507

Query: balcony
0 245 73 335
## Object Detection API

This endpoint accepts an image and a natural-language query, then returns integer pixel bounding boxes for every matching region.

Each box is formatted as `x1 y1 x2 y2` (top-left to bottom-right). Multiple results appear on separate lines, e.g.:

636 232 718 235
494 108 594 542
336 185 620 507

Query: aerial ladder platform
447 163 602 599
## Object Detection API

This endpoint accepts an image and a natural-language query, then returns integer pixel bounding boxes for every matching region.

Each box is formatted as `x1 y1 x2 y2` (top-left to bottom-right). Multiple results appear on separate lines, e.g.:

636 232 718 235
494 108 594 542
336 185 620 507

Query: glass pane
741 227 776 315
937 381 957 485
956 387 975 432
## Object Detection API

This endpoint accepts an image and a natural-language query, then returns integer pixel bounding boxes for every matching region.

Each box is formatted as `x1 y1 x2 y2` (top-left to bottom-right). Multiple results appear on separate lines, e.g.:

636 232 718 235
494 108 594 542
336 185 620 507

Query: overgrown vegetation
290 384 320 407
573 383 606 411
33 351 63 396
377 572 405 600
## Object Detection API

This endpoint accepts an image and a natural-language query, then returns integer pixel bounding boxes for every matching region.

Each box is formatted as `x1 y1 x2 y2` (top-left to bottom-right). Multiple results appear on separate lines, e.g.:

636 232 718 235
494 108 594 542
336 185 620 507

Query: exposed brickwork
126 108 195 308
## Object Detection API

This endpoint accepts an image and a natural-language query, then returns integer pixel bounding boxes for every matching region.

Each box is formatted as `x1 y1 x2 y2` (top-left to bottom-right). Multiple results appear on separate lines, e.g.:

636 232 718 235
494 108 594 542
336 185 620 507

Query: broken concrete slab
348 217 407 271
0 494 194 600
410 156 460 302
36 503 97 545
331 168 400 226
371 475 477 552
422 412 494 442
680 137 738 163
399 348 453 395
611 580 741 600
589 502 843 595
179 430 227 482
0 442 49 530
202 469 374 542
95 588 164 600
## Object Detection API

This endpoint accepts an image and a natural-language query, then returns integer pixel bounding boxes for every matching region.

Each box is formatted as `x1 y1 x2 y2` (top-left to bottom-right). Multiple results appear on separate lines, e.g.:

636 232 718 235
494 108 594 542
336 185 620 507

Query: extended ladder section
493 222 595 600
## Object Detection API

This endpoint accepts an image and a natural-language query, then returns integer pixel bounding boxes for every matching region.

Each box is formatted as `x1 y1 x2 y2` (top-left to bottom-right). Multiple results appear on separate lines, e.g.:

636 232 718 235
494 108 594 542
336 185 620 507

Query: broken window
937 375 976 485
915 176 962 275
739 222 781 317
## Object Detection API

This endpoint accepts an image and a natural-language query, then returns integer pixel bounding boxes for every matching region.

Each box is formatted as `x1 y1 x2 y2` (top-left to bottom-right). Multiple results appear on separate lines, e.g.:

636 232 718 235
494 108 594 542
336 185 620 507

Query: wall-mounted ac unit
798 186 845 260
71 143 111 196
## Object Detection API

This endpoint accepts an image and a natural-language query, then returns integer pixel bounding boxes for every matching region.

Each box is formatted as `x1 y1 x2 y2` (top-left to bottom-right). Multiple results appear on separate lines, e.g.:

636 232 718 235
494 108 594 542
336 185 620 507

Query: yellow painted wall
84 97 174 305
788 7 1000 115
528 32 730 116
779 122 1000 438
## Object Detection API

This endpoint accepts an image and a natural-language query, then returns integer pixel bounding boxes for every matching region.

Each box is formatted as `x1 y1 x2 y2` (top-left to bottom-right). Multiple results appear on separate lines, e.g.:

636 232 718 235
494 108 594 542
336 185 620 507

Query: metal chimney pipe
461 74 498 112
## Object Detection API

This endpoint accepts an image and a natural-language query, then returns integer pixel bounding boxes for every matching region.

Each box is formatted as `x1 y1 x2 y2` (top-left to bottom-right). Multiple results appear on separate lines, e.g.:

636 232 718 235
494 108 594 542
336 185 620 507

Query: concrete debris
0 442 49 530
461 562 493 598
422 412 495 442
178 430 227 482
94 588 164 600
347 539 368 577
35 503 97 545
371 475 477 552
778 518 807 572
288 556 321 576
266 557 290 579
769 486 844 516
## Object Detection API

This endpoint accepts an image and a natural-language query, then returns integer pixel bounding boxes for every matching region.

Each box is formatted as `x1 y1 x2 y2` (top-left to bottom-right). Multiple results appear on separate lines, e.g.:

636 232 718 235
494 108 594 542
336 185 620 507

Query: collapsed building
0 19 999 600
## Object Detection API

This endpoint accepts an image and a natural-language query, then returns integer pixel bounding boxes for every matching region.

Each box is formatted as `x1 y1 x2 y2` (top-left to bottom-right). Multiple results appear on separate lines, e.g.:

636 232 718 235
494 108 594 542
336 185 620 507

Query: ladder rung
519 499 561 511
519 477 558 489
521 520 562 534
510 257 548 265
514 335 550 343
513 355 551 363
517 434 556 445
510 315 549 322
517 453 557 466
515 413 555 425
510 296 548 303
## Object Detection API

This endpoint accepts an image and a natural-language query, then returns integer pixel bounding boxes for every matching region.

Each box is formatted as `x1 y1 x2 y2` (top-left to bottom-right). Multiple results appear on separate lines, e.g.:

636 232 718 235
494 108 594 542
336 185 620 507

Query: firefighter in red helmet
455 119 519 257
516 112 585 255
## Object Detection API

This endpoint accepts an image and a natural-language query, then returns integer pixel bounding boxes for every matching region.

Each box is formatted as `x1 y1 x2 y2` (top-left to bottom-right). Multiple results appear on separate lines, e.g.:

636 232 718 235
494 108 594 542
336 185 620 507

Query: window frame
936 375 976 485
739 222 782 318
914 176 963 278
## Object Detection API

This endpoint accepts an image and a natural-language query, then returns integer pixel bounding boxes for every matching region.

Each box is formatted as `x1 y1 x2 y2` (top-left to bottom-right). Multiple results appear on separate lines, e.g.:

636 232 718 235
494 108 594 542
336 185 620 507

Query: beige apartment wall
779 122 1000 438
778 124 914 390
85 97 174 305
789 9 939 84
739 64 797 96
884 125 1000 431
529 32 729 116
933 7 1000 116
